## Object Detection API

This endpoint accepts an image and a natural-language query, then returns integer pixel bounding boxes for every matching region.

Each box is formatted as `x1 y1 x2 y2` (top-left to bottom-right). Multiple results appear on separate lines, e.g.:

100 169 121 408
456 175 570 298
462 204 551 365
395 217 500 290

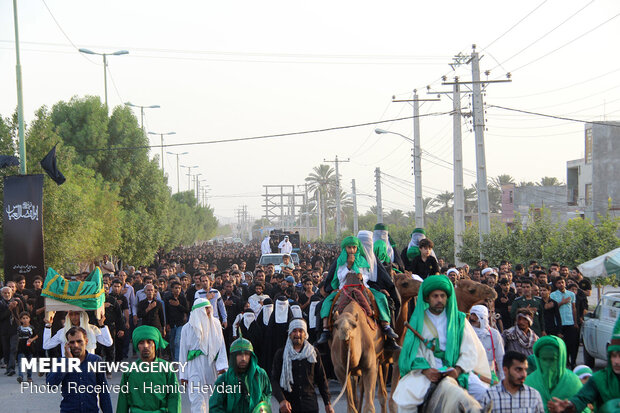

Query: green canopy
41 267 105 311
605 250 620 278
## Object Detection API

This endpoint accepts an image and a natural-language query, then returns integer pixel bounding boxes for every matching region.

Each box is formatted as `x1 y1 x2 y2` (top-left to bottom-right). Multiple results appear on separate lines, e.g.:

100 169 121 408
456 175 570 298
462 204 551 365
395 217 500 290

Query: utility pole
12 0 26 174
352 179 359 234
392 92 440 227
304 183 310 241
323 156 350 237
375 168 383 223
441 45 511 256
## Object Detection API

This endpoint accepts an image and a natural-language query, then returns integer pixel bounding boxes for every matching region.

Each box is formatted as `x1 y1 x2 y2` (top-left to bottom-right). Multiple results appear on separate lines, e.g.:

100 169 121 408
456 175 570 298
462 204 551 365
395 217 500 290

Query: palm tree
464 187 477 214
518 181 535 187
385 209 407 227
538 176 563 186
435 191 454 211
305 164 337 236
491 174 515 189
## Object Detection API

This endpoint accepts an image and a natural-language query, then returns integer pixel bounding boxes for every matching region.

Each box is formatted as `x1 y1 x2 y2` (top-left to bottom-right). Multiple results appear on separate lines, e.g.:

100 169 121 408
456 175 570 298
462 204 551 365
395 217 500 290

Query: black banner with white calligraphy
3 175 45 286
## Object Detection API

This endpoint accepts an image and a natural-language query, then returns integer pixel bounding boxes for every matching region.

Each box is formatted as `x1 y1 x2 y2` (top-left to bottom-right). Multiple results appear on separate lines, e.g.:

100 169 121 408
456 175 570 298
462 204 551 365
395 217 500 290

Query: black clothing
137 299 165 334
541 298 562 336
271 346 331 413
164 294 189 328
494 290 516 331
575 289 589 325
401 251 439 279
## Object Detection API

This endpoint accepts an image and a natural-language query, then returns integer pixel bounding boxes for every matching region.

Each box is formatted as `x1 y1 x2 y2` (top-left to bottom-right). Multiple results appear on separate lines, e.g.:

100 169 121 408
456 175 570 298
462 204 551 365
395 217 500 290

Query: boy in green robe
117 325 181 413
209 336 272 413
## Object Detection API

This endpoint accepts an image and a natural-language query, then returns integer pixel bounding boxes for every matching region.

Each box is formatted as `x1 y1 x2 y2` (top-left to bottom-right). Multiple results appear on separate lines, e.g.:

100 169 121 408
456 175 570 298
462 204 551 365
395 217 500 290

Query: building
567 122 620 222
501 183 571 228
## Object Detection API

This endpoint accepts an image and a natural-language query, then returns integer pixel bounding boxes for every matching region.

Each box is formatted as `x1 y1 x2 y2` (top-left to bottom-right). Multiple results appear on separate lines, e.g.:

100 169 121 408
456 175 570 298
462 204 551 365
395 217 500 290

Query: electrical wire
510 9 620 73
39 0 99 65
487 105 620 127
78 111 453 153
492 0 595 71
483 0 551 51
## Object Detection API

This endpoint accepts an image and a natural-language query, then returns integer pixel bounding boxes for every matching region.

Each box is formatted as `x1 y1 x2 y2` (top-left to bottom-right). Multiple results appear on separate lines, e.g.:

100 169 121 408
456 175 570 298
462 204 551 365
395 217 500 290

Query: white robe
337 266 370 289
248 293 269 316
261 237 271 255
393 311 491 412
43 324 113 356
473 326 505 381
179 322 229 413
278 240 293 254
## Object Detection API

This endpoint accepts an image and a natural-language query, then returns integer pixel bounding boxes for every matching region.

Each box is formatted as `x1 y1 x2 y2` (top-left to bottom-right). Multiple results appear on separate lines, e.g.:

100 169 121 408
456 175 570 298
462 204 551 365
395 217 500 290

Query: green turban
333 236 370 290
525 336 582 409
406 228 427 261
399 275 465 382
230 337 254 354
132 325 168 352
251 401 272 413
373 223 388 231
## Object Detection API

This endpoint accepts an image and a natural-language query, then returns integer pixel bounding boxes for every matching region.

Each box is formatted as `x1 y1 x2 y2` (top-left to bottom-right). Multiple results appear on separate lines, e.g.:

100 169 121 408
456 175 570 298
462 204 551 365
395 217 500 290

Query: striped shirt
481 381 544 413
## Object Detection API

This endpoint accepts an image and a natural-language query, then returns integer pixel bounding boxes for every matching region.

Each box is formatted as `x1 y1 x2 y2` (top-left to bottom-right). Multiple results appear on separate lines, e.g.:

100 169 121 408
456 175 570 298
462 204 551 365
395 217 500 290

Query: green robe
116 358 181 413
209 353 271 413
524 336 586 413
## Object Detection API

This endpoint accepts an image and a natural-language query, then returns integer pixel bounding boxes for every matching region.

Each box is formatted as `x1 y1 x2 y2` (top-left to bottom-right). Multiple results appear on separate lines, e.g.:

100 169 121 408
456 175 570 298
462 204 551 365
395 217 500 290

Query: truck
582 292 620 367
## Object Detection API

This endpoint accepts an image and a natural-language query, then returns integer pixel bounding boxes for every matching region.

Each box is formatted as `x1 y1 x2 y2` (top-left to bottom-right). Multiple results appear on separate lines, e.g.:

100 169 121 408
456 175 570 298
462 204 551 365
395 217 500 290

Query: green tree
305 165 337 237
538 176 563 186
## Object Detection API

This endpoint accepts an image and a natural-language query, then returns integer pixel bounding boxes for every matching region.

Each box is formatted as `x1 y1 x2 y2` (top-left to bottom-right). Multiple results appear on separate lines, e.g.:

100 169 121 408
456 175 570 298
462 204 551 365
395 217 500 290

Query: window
585 128 593 163
586 184 592 206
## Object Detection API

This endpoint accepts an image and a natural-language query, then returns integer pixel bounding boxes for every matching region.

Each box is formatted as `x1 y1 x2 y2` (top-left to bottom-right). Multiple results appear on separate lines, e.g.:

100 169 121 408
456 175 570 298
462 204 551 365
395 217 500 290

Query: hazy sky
1 0 618 223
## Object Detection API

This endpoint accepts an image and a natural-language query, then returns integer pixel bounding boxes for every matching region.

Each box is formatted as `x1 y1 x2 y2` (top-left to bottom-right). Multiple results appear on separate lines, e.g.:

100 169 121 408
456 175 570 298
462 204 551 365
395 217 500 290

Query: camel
330 274 388 413
454 279 497 313
387 274 496 413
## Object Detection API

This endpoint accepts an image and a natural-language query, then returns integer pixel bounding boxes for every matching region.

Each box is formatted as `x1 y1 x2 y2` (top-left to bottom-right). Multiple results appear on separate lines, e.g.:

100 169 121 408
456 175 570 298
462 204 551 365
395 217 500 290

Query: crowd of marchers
0 227 618 413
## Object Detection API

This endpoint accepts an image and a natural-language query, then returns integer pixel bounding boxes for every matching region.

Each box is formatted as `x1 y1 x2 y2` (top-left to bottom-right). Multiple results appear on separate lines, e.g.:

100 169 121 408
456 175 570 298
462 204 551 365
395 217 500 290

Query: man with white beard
469 304 505 384
179 299 228 413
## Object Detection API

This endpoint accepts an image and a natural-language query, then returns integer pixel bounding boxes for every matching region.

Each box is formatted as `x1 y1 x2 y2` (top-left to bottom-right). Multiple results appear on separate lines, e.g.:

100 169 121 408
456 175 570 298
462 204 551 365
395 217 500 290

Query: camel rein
331 341 351 406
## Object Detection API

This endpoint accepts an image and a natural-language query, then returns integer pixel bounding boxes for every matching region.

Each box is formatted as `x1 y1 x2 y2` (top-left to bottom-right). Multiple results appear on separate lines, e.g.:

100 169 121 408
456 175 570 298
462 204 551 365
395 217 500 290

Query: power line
510 9 620 73
78 111 453 153
492 0 595 71
483 0 550 51
39 0 98 65
488 105 620 127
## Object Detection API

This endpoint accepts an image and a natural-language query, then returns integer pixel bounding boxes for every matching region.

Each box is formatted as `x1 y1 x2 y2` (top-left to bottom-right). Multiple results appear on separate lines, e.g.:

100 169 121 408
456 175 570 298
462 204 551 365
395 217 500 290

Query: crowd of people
0 225 618 412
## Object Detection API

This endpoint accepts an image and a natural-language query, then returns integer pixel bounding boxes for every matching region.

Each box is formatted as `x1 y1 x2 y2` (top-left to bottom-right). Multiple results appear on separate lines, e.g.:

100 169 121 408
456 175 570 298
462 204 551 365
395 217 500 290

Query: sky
1 0 619 224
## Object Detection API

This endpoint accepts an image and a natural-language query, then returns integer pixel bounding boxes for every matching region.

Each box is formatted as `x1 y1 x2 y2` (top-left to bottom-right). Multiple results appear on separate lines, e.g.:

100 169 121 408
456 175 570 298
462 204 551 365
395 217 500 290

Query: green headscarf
525 336 583 412
406 228 426 261
373 239 391 264
592 315 620 405
332 236 370 290
398 275 466 384
132 325 168 352
220 337 268 412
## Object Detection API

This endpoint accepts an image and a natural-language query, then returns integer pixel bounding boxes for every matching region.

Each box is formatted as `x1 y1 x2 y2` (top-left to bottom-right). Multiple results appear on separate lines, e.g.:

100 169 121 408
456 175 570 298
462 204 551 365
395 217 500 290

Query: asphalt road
0 345 605 413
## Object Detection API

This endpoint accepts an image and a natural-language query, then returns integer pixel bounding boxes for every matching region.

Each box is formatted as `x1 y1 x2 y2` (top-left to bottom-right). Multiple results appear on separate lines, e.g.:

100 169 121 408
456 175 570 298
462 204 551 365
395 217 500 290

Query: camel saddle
328 272 379 330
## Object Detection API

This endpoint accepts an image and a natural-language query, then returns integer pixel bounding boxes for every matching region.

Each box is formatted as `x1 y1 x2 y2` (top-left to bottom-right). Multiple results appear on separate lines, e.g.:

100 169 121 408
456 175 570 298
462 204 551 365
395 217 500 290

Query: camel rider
373 223 405 271
316 236 399 350
394 275 491 412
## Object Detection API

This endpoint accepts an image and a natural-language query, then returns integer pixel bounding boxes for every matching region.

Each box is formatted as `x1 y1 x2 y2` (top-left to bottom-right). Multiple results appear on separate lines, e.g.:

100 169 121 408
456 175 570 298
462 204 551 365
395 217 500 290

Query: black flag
40 145 65 185
0 155 19 169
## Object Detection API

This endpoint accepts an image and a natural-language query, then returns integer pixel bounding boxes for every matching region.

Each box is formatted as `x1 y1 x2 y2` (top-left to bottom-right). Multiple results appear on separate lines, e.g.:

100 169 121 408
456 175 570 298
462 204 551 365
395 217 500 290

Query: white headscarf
470 304 490 339
280 319 317 392
373 228 394 261
290 304 302 319
357 230 378 282
260 303 273 325
274 297 289 324
62 311 100 354
232 310 256 337
188 298 224 363
407 231 438 260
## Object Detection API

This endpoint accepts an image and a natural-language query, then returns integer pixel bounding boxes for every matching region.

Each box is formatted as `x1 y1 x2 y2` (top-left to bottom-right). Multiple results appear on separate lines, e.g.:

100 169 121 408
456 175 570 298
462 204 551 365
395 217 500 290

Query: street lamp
374 128 422 225
78 48 129 111
166 151 188 193
125 102 160 132
181 165 198 191
374 128 413 143
148 131 176 174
